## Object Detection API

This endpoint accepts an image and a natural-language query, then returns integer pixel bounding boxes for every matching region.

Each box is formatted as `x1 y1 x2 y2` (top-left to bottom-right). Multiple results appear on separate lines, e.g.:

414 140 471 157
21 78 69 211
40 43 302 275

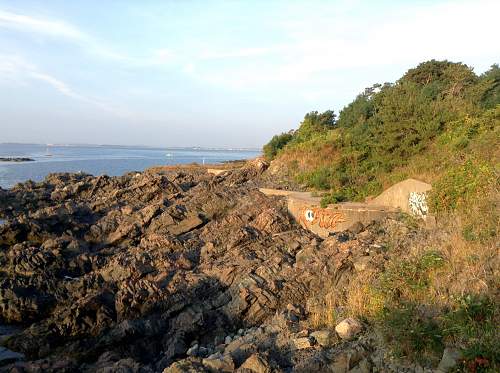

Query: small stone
238 328 244 335
207 352 222 360
296 329 309 338
335 318 362 340
353 256 371 272
202 354 234 372
437 347 462 372
240 353 271 373
310 329 334 347
213 335 224 346
348 358 372 373
186 344 199 356
225 335 232 344
293 337 313 349
198 346 209 357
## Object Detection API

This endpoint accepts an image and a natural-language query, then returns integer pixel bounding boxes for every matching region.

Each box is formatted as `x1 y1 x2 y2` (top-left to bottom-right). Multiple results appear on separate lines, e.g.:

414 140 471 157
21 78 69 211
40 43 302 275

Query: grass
305 216 499 369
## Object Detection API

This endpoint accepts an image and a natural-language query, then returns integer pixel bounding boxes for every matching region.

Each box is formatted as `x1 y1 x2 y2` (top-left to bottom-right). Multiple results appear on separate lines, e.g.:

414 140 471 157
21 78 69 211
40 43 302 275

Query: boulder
310 329 335 347
335 318 362 340
239 353 271 373
292 337 313 349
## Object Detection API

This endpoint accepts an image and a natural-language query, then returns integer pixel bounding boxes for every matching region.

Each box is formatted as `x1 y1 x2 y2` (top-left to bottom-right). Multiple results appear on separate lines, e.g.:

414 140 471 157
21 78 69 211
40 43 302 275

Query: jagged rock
187 344 199 356
310 329 335 347
202 354 234 372
353 256 371 272
0 166 423 372
163 360 207 373
168 214 204 235
335 318 363 340
292 337 313 349
239 353 271 373
0 346 25 365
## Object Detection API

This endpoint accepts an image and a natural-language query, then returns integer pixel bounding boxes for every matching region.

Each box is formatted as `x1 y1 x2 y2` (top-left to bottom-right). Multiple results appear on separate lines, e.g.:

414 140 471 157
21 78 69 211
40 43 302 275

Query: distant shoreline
0 142 261 152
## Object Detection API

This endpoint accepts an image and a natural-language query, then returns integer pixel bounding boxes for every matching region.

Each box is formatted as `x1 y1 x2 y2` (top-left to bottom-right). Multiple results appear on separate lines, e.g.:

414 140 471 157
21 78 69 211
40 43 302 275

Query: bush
381 303 444 360
443 295 499 371
429 160 495 213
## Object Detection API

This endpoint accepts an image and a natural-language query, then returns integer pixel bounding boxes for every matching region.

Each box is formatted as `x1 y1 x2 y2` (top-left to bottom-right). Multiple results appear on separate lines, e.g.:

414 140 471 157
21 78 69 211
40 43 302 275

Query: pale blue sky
0 0 498 148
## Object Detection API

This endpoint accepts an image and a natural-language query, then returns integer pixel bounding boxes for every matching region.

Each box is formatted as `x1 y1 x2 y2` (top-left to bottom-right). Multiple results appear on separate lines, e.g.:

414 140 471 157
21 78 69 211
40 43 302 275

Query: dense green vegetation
264 60 499 369
264 60 499 202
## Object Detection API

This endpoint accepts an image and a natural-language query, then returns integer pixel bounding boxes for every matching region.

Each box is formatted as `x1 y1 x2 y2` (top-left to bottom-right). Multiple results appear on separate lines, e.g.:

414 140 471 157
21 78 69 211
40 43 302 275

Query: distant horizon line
0 142 262 152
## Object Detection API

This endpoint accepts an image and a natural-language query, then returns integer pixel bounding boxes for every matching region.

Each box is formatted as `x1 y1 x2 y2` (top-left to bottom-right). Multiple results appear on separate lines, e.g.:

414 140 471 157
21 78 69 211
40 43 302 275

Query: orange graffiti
298 206 346 229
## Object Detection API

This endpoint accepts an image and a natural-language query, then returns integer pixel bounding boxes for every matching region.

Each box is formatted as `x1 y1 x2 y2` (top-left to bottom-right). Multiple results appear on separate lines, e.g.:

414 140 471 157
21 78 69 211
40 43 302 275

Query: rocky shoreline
0 160 442 372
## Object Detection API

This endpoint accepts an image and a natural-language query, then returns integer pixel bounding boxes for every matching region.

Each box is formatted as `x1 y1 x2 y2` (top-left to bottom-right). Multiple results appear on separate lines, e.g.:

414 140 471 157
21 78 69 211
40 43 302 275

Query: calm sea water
0 143 260 189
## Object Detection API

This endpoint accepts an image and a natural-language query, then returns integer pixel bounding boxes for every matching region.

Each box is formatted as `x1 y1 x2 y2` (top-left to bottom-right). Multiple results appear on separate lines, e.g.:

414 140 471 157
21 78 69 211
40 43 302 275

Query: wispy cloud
0 9 175 67
0 9 85 40
0 54 135 119
188 0 500 91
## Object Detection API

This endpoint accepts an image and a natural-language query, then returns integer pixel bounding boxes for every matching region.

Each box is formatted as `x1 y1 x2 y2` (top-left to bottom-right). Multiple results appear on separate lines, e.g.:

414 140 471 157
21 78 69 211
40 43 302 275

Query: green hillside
264 60 499 369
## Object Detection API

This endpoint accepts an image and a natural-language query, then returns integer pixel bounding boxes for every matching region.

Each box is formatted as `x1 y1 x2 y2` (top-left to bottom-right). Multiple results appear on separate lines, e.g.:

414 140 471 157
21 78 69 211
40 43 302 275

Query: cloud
0 9 85 40
0 54 134 119
0 9 176 67
189 0 500 91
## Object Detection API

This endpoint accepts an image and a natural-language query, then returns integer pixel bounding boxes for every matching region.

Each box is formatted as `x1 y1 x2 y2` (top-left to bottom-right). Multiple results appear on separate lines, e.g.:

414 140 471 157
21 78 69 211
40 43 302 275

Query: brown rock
168 214 204 235
240 353 271 373
335 318 363 340
293 337 313 349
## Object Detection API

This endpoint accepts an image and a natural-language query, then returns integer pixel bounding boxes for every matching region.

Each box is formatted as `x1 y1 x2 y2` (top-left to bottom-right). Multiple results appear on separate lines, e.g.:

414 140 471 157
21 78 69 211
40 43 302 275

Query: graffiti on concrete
408 192 428 217
298 206 346 229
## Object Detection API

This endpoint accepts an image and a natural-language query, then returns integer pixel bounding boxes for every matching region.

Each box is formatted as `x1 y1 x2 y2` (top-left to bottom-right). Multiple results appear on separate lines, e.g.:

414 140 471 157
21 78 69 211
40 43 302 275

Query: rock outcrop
0 162 429 372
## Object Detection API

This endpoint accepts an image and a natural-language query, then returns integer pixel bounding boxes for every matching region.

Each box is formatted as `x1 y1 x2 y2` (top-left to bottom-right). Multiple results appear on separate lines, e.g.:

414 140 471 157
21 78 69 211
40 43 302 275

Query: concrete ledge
369 178 431 214
207 169 232 175
259 188 398 237
288 197 398 237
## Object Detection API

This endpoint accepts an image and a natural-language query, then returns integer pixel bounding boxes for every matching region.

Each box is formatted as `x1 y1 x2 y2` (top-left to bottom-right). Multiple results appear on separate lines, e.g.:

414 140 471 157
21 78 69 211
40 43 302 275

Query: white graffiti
408 192 428 217
305 209 315 222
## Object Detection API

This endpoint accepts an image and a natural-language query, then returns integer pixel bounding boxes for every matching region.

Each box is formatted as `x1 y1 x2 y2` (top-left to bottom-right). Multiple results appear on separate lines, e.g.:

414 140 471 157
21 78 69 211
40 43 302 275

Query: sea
0 143 260 189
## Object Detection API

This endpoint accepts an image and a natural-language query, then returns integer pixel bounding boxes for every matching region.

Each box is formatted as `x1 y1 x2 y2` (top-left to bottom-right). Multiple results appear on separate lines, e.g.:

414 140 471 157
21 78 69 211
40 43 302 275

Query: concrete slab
207 169 231 176
259 188 398 238
369 178 431 216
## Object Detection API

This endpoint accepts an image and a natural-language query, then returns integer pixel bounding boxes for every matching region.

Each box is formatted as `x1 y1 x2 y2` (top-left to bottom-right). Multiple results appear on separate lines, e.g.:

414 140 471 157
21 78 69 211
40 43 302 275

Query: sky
0 0 498 148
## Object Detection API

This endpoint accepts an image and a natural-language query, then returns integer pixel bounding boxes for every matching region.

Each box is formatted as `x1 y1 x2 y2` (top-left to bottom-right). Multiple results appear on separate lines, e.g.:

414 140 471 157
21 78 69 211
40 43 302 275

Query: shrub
381 303 444 360
443 295 499 371
262 131 294 160
429 160 495 213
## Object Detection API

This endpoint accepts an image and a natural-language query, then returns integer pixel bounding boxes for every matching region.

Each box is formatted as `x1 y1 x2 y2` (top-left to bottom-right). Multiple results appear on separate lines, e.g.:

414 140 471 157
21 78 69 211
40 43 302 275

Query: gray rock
311 329 335 347
437 347 462 372
0 346 25 365
186 344 199 356
202 354 234 372
335 318 363 340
